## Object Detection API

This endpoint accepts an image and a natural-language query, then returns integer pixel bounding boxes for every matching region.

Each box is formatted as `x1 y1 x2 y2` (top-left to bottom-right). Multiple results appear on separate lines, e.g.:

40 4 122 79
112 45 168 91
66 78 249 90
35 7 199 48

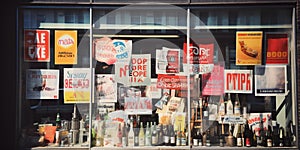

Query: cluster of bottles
94 114 192 147
191 119 296 147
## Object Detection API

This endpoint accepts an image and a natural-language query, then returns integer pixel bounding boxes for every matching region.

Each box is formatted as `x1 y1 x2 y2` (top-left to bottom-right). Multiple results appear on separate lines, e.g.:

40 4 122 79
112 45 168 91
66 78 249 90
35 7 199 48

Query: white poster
95 74 117 103
26 69 59 99
224 69 253 93
115 54 151 86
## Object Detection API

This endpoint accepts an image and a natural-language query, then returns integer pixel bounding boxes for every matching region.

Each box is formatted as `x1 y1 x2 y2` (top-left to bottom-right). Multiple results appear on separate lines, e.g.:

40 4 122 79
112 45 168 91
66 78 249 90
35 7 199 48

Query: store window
17 3 297 150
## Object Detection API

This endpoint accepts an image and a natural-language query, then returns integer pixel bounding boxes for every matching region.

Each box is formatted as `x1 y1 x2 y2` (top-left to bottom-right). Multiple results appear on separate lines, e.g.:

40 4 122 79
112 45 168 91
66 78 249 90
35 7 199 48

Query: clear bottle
138 122 145 146
236 124 242 147
117 123 123 146
181 128 187 146
218 95 225 116
122 122 127 147
151 122 158 146
128 122 135 147
234 94 241 116
169 124 176 146
145 122 151 146
226 93 233 115
176 124 181 146
163 124 170 146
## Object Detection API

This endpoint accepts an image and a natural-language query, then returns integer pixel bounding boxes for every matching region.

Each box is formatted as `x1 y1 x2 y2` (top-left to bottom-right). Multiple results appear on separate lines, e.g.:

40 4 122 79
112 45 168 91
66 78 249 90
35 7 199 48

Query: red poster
266 33 288 64
24 29 50 62
198 43 214 64
156 74 188 90
166 49 180 73
202 63 224 95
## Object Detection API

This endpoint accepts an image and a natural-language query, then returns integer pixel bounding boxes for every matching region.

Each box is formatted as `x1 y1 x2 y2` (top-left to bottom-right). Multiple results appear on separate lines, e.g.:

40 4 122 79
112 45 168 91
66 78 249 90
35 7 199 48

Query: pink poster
124 97 152 115
202 63 224 95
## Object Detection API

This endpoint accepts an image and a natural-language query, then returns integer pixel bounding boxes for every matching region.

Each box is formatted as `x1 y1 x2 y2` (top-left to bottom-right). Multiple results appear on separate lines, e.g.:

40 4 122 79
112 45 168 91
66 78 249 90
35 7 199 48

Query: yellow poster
55 30 77 64
236 31 263 65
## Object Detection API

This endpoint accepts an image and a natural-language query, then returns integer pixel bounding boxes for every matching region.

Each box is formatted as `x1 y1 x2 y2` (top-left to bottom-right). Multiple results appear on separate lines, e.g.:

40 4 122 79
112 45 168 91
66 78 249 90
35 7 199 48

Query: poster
255 65 287 96
247 113 272 133
145 79 162 99
24 29 50 62
95 74 117 103
224 69 253 93
124 97 152 115
202 63 224 95
55 30 78 64
26 69 59 99
64 68 91 103
156 47 180 74
236 31 263 65
156 74 188 90
265 33 289 64
93 37 132 65
115 54 151 86
182 42 214 74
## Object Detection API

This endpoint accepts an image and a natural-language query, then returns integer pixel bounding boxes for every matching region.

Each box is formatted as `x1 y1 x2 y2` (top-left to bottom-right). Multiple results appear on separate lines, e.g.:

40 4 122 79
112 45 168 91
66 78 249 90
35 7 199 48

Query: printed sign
24 29 50 62
202 63 224 95
266 33 289 64
156 75 188 90
145 79 162 99
224 69 253 93
93 37 116 65
113 39 132 63
64 68 91 103
236 31 263 65
247 113 272 133
124 97 152 115
55 30 78 64
115 54 151 86
255 65 287 96
95 74 117 103
156 47 180 74
26 69 59 99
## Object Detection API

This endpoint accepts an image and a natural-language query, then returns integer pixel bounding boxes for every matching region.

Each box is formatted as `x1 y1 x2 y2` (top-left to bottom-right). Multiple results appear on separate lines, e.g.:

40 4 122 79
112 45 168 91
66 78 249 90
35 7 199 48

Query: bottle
122 123 127 147
234 94 241 116
244 121 252 147
219 124 224 147
128 122 135 147
181 128 187 146
197 97 203 120
198 128 203 146
55 112 61 145
266 125 272 147
288 120 296 146
218 95 225 117
169 124 176 146
151 122 158 146
202 97 209 129
163 125 170 146
285 125 291 147
226 93 233 115
251 126 257 147
272 121 280 147
138 122 145 146
145 122 151 146
279 126 285 147
206 129 211 147
192 127 198 146
236 124 242 147
116 123 123 146
176 125 181 146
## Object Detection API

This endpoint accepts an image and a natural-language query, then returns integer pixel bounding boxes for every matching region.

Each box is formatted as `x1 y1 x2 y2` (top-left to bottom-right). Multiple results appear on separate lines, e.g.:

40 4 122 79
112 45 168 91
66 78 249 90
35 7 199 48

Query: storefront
16 0 298 149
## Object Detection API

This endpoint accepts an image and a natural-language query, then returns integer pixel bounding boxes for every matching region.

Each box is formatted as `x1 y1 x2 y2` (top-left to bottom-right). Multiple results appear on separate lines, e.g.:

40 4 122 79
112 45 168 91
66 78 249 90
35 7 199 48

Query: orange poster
236 31 263 65
55 30 77 64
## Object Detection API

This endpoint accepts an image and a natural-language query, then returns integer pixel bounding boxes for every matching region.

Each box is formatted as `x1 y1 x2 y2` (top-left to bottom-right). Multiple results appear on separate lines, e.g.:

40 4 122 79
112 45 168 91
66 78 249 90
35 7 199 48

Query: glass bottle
117 123 123 146
266 125 273 147
151 122 158 146
279 126 285 147
122 122 127 147
138 122 145 146
176 124 181 146
163 124 170 146
181 128 187 146
234 94 241 116
169 124 176 146
226 93 233 115
218 95 225 117
206 129 211 147
244 121 252 147
145 122 151 146
128 122 135 147
236 124 242 147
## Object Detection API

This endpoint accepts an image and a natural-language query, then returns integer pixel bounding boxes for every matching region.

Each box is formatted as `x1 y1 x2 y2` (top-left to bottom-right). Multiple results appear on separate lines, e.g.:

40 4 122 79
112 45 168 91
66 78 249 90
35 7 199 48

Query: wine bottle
279 126 285 147
218 95 225 117
272 121 280 147
128 122 135 147
176 124 181 146
226 93 233 115
138 122 145 146
117 123 123 146
192 127 198 146
163 124 170 146
234 94 241 116
145 122 151 146
151 122 158 146
244 120 252 147
219 123 224 147
236 124 242 147
289 120 296 146
206 129 211 147
266 125 272 147
252 126 257 147
169 124 176 146
157 124 163 146
181 128 187 146
122 122 127 147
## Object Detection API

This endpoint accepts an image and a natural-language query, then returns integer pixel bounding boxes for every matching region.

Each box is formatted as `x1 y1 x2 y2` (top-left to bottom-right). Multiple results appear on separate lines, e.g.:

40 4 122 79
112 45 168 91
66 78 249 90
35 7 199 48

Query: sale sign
115 54 151 86
55 30 78 64
64 68 91 103
224 69 253 93
24 29 50 62
156 74 188 90
202 63 224 95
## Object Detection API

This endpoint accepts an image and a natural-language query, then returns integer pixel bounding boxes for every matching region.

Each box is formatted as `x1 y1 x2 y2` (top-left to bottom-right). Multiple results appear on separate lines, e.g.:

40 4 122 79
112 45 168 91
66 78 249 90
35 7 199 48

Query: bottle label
164 136 170 143
204 111 208 117
193 139 198 146
267 139 272 147
176 138 181 146
139 137 145 146
181 138 186 146
246 138 251 146
152 136 157 145
198 139 202 146
170 137 175 144
237 138 242 146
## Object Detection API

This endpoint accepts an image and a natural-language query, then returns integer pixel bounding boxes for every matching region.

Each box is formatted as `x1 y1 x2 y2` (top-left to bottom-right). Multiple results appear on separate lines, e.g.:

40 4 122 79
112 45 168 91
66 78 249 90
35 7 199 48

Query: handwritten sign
156 75 188 90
